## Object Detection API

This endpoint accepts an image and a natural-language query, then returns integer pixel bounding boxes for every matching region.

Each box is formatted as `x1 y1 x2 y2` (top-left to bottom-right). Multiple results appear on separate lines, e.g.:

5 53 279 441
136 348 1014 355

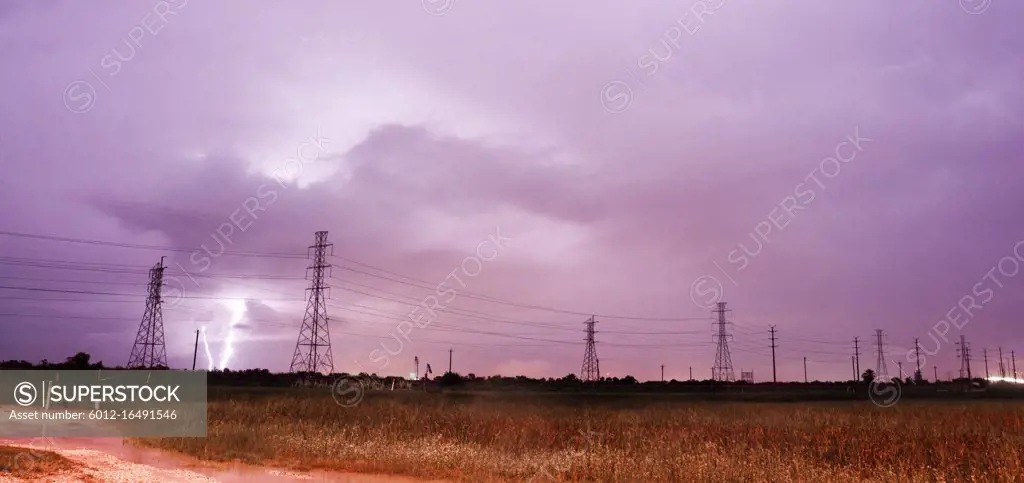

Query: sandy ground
0 438 437 483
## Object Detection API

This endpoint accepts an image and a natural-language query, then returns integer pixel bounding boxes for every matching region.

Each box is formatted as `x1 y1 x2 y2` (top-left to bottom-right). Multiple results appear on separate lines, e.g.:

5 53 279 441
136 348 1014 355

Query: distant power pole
874 330 889 380
711 302 734 382
414 356 420 380
580 316 600 382
803 357 808 383
1013 351 1018 379
999 347 1006 378
128 257 168 369
933 365 938 382
689 366 693 381
448 347 453 374
851 356 856 380
853 337 861 379
192 329 199 371
898 361 903 380
661 364 665 382
769 325 778 383
983 348 990 379
914 338 922 382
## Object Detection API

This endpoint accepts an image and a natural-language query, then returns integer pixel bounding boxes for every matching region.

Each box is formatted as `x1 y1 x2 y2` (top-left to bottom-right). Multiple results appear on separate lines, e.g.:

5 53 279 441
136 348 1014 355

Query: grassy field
0 444 80 480
137 389 1024 482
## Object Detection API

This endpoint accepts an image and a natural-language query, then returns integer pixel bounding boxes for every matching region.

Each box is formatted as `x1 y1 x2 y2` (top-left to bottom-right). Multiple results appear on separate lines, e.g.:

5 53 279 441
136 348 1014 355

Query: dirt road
0 438 436 482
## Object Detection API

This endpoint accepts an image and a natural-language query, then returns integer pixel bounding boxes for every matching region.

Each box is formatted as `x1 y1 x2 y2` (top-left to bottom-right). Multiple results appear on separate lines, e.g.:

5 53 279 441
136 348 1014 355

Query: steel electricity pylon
580 315 600 382
127 257 169 368
289 231 335 374
712 302 734 382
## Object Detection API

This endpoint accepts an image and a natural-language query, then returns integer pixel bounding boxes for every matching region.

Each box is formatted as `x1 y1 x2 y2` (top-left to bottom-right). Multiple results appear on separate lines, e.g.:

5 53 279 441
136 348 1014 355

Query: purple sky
0 0 1021 382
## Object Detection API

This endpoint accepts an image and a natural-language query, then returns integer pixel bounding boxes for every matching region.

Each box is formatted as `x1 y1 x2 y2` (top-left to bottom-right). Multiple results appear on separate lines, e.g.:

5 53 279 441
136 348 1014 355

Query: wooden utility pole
661 364 665 382
803 357 808 383
769 325 778 383
192 329 199 371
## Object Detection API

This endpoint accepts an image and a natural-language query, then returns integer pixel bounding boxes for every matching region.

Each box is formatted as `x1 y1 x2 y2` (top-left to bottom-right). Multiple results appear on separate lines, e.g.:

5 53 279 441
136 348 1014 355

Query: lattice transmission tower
712 302 734 382
957 335 973 379
580 315 600 381
127 257 168 368
874 329 889 381
289 231 335 374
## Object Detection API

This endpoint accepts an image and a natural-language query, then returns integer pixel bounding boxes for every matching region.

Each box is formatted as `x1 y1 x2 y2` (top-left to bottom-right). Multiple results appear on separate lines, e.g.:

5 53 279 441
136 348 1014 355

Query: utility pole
689 366 692 381
448 347 453 374
933 365 938 383
853 336 861 379
192 329 199 371
803 357 808 383
851 356 856 381
914 338 922 382
414 356 419 380
769 325 778 383
984 348 990 379
1013 351 1018 379
999 347 1005 378
661 364 665 382
898 361 903 380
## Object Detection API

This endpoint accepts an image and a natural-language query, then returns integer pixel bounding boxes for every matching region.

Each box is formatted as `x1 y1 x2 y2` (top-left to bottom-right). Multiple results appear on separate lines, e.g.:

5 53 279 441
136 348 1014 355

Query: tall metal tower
712 302 734 382
957 335 972 379
127 257 169 368
769 325 778 383
580 315 600 382
853 336 861 379
874 329 888 381
289 231 335 374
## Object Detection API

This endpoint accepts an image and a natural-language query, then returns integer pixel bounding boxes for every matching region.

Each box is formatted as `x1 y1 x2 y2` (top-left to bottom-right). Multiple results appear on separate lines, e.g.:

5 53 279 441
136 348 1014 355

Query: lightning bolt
218 299 246 370
201 326 214 371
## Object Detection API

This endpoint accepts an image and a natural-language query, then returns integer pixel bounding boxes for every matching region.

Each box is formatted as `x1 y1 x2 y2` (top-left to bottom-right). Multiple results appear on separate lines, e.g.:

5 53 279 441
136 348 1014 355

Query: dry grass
0 444 81 480
137 390 1024 482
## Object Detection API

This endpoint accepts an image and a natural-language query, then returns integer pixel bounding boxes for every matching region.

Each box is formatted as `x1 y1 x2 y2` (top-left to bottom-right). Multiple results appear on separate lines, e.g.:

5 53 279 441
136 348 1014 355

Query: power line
0 230 307 259
333 265 705 322
0 285 302 301
0 256 305 280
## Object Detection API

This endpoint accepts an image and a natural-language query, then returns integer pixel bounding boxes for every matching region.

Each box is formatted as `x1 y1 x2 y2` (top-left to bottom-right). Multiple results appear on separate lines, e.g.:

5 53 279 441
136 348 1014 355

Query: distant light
409 372 416 379
987 376 1024 384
